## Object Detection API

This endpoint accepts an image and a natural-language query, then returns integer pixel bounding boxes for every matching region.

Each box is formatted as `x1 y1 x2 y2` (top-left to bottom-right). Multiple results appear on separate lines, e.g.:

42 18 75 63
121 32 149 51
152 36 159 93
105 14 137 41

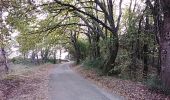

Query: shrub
112 49 131 77
11 57 32 65
83 57 104 68
83 57 104 75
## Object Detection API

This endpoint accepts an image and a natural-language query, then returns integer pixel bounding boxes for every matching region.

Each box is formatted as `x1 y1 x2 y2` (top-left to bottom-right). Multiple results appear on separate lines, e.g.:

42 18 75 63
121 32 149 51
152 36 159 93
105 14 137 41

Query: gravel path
49 62 124 100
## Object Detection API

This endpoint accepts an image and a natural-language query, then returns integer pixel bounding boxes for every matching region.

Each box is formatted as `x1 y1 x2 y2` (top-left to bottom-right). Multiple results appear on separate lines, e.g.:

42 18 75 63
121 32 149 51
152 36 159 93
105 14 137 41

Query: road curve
49 62 124 100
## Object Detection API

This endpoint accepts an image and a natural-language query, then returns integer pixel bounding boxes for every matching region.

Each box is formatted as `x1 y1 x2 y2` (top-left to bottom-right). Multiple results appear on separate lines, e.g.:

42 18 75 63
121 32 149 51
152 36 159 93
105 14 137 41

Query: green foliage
83 57 104 69
45 59 58 64
77 39 89 59
66 38 89 61
11 57 33 65
110 49 130 76
11 57 58 65
83 57 104 75
99 38 110 60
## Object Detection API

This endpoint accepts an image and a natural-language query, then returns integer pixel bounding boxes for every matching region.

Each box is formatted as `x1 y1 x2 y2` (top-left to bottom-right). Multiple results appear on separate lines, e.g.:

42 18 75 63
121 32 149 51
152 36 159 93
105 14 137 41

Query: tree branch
54 0 113 32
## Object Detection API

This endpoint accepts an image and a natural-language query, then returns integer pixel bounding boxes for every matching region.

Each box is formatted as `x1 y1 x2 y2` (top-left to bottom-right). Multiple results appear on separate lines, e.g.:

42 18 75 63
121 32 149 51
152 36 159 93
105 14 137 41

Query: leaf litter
73 65 170 100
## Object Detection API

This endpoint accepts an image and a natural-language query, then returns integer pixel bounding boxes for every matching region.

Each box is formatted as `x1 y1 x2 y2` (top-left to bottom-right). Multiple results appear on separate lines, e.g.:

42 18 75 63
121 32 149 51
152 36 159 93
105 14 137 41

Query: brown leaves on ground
73 65 170 100
0 64 54 100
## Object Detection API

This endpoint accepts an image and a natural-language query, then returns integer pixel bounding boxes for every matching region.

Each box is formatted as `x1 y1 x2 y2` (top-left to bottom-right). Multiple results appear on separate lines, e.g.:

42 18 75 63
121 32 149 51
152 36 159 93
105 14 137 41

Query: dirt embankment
0 64 54 100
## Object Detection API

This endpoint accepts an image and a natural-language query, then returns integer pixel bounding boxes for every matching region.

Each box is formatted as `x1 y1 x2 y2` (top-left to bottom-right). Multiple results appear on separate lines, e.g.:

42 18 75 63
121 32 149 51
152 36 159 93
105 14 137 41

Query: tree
0 0 13 72
54 0 123 73
160 0 170 88
146 0 170 88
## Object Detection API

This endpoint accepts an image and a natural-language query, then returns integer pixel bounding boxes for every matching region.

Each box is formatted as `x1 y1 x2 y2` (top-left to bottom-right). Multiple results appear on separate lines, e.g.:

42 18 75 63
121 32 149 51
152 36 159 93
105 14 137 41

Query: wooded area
0 0 170 96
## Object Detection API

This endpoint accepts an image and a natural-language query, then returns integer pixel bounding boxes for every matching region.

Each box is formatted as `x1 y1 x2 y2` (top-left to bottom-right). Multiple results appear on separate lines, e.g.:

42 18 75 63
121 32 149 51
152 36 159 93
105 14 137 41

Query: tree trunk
59 48 62 63
31 51 36 64
53 50 56 64
70 31 81 64
87 29 93 60
160 0 170 88
157 48 161 76
143 12 149 79
74 42 81 64
36 53 39 64
149 0 162 77
44 49 49 63
1 48 8 73
0 6 8 73
104 36 119 73
143 44 148 79
91 33 100 59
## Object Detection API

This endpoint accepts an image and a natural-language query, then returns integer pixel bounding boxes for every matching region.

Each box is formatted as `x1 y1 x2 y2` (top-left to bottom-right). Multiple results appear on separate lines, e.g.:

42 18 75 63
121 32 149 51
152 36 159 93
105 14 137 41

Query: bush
11 57 32 65
83 57 104 75
112 49 131 78
45 59 57 64
83 57 104 68
11 56 60 65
